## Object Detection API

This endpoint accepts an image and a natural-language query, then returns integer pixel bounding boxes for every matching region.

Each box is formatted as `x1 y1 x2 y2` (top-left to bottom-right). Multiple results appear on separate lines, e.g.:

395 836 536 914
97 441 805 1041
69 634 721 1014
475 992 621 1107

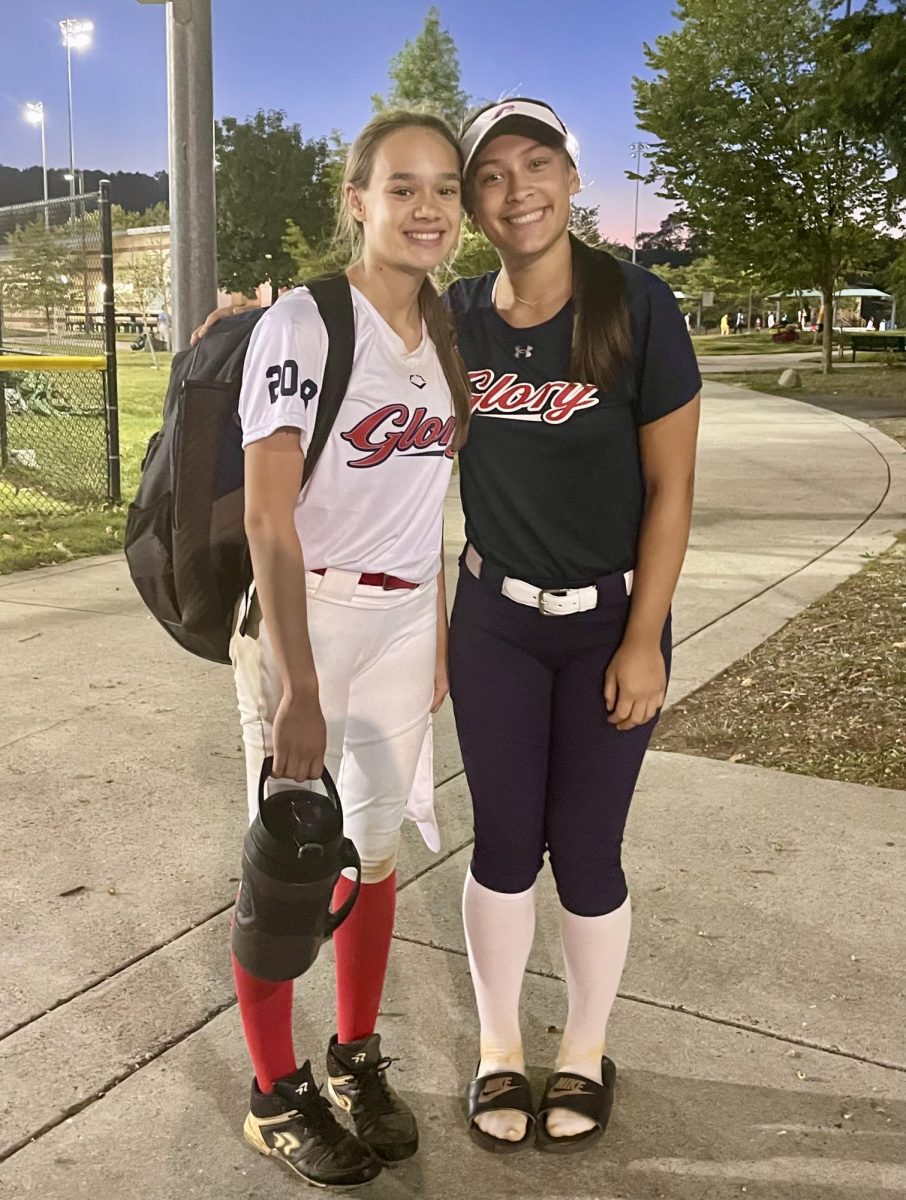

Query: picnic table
842 331 906 361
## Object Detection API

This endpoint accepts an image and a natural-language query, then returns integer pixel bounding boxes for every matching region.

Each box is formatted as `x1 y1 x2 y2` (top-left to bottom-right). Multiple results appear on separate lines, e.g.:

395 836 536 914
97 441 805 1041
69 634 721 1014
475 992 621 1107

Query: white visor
461 99 580 175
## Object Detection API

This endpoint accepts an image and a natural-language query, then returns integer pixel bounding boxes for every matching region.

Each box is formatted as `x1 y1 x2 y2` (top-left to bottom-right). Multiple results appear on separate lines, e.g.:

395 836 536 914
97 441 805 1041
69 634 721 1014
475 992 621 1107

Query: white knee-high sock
462 868 536 1066
558 894 632 1074
547 895 632 1138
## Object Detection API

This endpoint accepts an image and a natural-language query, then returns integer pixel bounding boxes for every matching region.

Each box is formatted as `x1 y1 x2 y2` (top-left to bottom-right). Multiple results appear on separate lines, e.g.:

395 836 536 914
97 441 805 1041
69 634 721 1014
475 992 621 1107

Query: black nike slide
535 1057 616 1155
466 1068 535 1155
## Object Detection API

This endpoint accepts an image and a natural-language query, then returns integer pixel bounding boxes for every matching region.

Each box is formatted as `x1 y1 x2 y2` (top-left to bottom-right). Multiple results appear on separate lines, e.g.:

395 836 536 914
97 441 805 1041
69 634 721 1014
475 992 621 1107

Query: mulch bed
654 540 906 790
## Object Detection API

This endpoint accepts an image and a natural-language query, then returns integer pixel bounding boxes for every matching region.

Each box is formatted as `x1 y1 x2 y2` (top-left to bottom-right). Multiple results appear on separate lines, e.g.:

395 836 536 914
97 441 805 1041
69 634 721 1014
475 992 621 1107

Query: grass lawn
716 366 906 402
692 332 826 356
0 351 170 573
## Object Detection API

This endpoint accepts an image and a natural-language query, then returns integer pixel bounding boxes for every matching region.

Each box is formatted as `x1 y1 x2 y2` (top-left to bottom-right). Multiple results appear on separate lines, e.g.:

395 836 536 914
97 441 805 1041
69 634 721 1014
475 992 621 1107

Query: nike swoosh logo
478 1083 518 1103
548 1085 588 1099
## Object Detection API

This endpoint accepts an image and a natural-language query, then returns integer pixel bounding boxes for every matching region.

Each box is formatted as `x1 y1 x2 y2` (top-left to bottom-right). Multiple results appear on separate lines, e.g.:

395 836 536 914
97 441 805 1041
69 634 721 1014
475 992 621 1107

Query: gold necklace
494 277 572 309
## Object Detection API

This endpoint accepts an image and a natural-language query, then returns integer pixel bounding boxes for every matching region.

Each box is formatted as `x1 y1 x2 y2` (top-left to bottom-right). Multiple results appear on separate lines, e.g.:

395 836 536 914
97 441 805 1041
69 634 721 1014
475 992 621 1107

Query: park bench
842 331 906 362
65 311 160 335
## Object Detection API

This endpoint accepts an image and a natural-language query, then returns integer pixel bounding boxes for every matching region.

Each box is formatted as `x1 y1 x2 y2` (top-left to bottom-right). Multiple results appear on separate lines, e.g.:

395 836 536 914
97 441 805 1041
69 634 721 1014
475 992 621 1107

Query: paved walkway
2 381 905 1199
697 351 879 373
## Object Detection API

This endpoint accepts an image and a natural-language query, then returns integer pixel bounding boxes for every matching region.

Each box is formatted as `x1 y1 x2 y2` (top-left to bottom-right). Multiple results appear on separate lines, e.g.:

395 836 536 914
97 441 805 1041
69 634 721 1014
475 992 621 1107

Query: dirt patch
654 541 906 790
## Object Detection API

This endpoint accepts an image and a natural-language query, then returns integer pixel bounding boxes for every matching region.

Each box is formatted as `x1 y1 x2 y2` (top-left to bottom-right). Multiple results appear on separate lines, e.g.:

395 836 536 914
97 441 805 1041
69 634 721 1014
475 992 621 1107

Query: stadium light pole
24 102 49 229
137 0 217 351
59 19 94 208
629 141 649 265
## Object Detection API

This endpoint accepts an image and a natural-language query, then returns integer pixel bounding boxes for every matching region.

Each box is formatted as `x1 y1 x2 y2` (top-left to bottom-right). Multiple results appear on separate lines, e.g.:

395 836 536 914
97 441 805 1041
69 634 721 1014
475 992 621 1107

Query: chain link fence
0 189 118 517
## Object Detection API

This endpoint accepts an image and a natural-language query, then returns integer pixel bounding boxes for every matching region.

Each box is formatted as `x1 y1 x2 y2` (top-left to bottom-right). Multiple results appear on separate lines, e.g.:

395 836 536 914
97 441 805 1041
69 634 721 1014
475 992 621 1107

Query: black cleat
326 1033 419 1164
243 1061 381 1188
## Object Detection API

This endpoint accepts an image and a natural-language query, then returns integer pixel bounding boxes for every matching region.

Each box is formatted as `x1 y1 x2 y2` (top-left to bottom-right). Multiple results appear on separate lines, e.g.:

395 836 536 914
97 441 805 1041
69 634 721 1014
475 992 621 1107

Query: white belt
465 546 633 617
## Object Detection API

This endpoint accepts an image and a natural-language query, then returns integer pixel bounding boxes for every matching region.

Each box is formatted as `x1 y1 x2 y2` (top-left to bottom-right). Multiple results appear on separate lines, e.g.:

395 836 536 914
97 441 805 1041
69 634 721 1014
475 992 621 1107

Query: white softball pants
231 568 438 883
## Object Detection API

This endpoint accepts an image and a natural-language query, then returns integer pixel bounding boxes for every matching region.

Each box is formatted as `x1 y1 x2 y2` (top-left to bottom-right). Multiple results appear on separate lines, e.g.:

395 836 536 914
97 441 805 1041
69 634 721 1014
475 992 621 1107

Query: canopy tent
765 287 896 328
766 288 892 300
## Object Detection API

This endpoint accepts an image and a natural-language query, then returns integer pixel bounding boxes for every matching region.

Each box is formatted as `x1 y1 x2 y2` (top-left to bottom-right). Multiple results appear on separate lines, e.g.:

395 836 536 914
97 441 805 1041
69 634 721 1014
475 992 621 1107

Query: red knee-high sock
231 952 296 1093
333 872 397 1044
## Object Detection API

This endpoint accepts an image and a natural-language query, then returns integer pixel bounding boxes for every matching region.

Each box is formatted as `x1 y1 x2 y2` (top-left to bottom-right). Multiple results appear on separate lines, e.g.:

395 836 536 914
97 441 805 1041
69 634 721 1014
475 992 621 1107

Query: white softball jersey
239 284 455 584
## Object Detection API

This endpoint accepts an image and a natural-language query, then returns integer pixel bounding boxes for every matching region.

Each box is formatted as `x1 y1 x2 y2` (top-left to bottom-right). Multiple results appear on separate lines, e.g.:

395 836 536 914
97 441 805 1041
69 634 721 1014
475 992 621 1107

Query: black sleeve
634 278 702 425
443 278 465 314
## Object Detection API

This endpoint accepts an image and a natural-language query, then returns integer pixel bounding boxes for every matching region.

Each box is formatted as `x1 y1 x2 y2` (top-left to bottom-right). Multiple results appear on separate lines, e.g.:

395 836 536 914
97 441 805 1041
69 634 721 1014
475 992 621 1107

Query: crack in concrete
0 664 220 754
0 597 139 617
390 932 906 1075
5 449 901 1162
0 831 474 1044
5 916 903 1167
0 995 238 1165
0 899 236 1043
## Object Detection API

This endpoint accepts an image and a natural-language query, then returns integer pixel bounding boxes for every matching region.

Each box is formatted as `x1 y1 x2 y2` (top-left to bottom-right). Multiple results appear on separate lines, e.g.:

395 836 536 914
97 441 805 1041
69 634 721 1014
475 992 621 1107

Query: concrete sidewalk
1 382 905 1199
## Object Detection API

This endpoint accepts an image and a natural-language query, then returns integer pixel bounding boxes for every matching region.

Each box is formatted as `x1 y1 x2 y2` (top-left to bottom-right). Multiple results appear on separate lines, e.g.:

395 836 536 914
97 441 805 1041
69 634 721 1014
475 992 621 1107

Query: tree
111 202 170 231
634 0 903 372
282 219 346 282
569 204 604 247
818 1 906 195
568 204 631 259
373 7 470 128
884 241 906 329
215 110 336 295
634 211 706 267
441 222 499 284
0 219 79 334
650 255 779 328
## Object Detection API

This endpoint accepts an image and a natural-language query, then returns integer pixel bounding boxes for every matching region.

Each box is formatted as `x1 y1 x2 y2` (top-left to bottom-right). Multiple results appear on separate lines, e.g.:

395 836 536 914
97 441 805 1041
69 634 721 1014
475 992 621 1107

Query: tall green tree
373 7 470 128
111 202 170 231
818 1 906 195
634 0 902 372
0 219 79 333
635 211 706 266
215 110 335 295
569 204 604 247
568 203 631 259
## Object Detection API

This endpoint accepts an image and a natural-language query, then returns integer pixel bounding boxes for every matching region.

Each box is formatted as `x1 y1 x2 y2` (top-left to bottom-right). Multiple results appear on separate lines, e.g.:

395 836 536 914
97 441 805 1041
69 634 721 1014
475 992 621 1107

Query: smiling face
344 126 462 273
467 133 579 262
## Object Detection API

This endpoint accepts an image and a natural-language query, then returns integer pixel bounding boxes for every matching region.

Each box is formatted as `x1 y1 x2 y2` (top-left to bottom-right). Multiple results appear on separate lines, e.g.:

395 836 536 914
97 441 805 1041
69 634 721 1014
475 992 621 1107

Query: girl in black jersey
447 99 701 1154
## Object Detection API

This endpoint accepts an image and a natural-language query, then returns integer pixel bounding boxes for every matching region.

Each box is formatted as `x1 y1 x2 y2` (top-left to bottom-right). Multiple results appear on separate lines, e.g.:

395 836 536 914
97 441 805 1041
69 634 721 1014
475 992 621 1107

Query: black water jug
231 756 361 982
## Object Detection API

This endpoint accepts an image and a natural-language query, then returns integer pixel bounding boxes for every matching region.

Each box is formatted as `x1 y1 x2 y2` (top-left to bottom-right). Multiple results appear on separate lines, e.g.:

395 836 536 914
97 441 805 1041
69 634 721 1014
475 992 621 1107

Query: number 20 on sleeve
265 360 319 406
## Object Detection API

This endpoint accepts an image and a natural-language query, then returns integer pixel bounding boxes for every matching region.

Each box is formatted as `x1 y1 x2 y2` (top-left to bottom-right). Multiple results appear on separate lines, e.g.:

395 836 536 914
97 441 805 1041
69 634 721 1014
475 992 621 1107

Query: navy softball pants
448 559 671 917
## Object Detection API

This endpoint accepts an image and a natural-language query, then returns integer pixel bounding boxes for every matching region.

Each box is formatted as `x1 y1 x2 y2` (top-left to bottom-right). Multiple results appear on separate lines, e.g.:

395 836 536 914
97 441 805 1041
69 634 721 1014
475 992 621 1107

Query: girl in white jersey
229 111 470 1189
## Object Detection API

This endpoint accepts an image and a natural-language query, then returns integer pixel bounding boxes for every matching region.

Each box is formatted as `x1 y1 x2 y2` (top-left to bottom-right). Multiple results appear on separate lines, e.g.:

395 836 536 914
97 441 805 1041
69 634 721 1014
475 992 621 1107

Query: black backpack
125 275 355 665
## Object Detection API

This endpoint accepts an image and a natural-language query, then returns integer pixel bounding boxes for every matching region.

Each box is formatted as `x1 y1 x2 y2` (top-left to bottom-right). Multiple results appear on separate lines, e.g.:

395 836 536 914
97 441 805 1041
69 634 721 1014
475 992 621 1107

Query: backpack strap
237 275 354 639
302 275 355 486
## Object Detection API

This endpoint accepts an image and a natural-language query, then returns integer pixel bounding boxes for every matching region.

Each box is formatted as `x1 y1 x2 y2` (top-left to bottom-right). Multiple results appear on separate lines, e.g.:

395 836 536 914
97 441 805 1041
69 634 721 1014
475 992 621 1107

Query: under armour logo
409 374 426 389
514 345 533 358
352 1052 368 1064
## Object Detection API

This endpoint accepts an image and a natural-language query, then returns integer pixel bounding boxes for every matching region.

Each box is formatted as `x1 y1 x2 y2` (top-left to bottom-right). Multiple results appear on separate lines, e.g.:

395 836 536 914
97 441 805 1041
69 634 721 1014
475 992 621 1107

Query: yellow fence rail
0 355 107 373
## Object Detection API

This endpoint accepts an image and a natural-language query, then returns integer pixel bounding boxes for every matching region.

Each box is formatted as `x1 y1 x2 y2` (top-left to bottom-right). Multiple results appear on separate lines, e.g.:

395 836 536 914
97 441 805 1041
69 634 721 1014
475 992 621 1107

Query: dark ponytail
419 278 471 451
569 234 631 393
